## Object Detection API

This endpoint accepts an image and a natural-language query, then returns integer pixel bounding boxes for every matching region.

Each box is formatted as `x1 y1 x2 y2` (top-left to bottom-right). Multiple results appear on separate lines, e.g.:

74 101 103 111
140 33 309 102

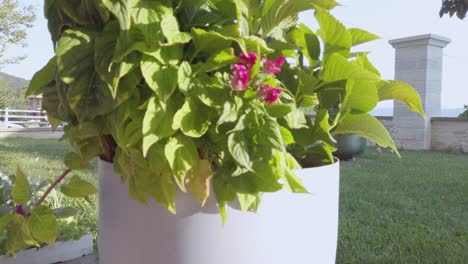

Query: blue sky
2 0 467 109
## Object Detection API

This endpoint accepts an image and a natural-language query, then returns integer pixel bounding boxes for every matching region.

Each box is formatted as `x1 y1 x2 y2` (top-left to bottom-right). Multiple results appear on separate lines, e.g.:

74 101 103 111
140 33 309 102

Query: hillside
0 72 30 90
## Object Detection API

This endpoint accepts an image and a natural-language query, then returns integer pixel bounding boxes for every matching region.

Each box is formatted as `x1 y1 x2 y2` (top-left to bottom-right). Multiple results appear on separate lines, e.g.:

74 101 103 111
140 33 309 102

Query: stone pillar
389 34 451 150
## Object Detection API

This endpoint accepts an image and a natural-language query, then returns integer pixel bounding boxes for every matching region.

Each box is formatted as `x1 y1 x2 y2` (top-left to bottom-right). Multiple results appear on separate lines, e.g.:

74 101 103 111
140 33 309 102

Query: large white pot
98 159 340 264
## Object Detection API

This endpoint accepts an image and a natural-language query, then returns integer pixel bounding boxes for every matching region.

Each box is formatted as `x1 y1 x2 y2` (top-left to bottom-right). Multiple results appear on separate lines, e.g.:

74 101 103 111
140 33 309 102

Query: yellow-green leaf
164 134 198 191
28 206 58 245
6 215 39 256
12 167 31 205
60 176 98 198
348 28 379 46
186 159 213 206
378 80 425 118
333 113 399 156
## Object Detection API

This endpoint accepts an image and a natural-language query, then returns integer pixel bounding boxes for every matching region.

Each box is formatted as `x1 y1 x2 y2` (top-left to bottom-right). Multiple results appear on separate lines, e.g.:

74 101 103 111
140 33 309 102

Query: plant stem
34 168 72 208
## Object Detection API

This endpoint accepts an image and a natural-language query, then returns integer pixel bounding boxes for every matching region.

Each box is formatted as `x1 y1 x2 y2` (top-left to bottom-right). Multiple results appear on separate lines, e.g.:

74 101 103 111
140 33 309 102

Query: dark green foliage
458 105 468 118
440 0 468 19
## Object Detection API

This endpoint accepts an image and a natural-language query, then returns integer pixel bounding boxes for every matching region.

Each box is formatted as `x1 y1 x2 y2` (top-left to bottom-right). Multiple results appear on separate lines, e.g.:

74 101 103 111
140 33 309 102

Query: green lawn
1 139 467 262
337 149 468 263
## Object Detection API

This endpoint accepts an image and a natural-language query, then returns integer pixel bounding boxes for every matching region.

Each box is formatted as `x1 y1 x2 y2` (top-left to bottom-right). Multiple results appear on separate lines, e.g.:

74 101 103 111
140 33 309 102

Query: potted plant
21 0 424 263
0 170 94 263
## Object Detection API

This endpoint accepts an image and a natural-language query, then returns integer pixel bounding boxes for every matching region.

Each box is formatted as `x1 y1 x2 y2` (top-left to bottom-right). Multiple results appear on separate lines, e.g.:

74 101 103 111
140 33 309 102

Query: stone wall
431 118 468 152
376 116 468 153
0 128 63 139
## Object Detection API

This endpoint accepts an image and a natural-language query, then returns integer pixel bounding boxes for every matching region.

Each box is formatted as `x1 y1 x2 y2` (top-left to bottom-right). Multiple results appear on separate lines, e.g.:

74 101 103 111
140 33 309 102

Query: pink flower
239 52 258 70
262 56 286 75
257 84 282 104
230 64 250 91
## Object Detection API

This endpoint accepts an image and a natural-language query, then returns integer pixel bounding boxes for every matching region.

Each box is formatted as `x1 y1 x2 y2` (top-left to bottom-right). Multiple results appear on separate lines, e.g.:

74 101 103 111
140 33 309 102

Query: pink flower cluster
230 52 285 104
257 85 283 104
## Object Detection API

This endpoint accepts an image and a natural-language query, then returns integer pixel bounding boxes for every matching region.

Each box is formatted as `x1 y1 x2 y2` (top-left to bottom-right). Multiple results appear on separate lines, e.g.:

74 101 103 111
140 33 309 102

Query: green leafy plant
22 0 424 240
0 169 94 256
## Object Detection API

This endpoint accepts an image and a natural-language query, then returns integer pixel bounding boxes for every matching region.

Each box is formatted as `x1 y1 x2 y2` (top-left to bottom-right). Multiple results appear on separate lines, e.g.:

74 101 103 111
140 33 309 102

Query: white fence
0 108 50 128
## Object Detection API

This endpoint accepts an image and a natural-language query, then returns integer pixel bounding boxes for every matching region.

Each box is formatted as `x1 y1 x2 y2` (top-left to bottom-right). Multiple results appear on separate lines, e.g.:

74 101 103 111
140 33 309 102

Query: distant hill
0 72 30 90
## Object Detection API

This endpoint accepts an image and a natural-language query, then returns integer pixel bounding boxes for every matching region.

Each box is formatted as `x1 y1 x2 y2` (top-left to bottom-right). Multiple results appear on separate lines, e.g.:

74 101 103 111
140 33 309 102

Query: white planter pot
0 233 93 264
99 159 340 264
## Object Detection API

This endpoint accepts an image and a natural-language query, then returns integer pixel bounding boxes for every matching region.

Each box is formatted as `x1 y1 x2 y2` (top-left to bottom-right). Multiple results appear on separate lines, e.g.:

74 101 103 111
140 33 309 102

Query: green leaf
12 167 31 205
56 29 114 122
333 113 399 155
173 98 214 138
252 115 285 151
95 22 139 95
266 104 294 118
0 214 14 232
56 29 94 86
280 126 295 145
146 145 176 214
217 97 243 128
261 0 337 38
378 81 425 117
353 54 381 77
322 53 380 82
142 96 180 156
60 175 98 198
237 193 260 212
102 0 132 30
287 24 320 65
63 122 101 140
195 48 238 73
310 109 335 145
316 10 352 57
178 61 192 93
165 134 198 191
343 80 379 113
283 107 308 129
26 57 56 97
64 152 91 170
228 115 253 171
348 28 379 46
160 13 192 45
186 159 213 206
6 215 39 256
130 0 164 49
28 206 58 245
141 55 179 108
191 28 232 55
273 151 307 193
193 74 229 107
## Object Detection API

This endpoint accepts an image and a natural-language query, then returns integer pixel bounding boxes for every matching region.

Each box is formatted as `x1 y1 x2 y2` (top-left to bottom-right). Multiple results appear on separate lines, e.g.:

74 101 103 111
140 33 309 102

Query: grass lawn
1 138 467 262
337 149 468 263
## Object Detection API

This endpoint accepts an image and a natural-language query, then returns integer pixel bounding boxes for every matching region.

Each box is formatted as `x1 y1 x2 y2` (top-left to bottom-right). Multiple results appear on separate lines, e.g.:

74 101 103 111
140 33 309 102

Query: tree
440 0 468 19
459 105 468 119
0 80 26 109
0 0 35 64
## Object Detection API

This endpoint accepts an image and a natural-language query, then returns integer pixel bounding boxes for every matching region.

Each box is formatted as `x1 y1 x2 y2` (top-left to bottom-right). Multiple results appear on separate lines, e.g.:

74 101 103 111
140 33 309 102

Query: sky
2 0 467 109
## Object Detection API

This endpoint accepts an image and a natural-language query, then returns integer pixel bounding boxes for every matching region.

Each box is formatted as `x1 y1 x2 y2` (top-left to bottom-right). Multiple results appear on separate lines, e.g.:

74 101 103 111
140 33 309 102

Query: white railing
0 108 50 127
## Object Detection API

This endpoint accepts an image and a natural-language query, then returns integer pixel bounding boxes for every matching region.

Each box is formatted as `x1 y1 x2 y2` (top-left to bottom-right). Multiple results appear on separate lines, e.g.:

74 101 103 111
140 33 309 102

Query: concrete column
389 34 451 150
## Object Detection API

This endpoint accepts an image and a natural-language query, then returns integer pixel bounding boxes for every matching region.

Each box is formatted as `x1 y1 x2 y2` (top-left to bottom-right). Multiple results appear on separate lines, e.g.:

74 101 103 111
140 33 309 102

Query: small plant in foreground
0 170 95 256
